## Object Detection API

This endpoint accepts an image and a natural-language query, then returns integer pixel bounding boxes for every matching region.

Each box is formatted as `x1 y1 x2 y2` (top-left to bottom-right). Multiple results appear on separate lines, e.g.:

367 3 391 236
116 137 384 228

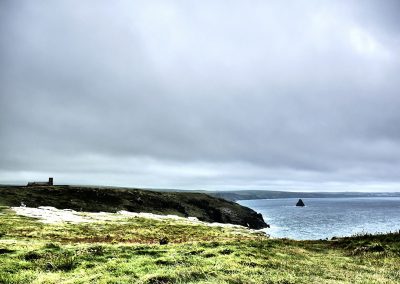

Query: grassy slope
0 185 267 229
1 206 399 284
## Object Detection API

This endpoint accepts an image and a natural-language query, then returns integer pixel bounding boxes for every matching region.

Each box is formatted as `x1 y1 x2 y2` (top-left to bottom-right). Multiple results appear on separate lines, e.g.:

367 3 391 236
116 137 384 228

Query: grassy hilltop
0 185 399 283
0 206 400 284
0 185 267 229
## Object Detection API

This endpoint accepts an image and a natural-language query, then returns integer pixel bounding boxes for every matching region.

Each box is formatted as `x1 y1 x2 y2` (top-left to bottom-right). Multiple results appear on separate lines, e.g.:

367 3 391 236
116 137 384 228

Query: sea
238 197 400 240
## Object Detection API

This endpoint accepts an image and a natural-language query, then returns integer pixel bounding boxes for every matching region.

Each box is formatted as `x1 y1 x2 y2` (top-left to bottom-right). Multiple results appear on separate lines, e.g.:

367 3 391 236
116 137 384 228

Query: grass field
1 206 399 284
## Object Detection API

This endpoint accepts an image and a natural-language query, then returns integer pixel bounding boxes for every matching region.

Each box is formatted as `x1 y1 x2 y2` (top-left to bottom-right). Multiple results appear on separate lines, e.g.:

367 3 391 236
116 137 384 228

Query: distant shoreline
2 183 400 202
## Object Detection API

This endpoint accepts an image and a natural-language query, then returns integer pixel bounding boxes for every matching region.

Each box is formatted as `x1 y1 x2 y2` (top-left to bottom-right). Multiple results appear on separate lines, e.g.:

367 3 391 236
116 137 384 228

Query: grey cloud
1 0 400 191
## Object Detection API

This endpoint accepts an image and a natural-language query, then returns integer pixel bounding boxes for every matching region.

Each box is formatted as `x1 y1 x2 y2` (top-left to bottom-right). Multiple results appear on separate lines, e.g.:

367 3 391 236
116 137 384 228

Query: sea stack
296 199 305 207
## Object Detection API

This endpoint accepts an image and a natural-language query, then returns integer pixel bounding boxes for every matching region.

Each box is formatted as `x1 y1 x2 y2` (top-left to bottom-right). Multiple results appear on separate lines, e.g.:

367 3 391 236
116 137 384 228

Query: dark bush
87 245 105 256
44 243 61 250
159 237 169 245
188 198 210 209
146 275 176 284
219 248 233 255
44 253 77 271
0 248 14 254
209 208 223 222
24 251 41 261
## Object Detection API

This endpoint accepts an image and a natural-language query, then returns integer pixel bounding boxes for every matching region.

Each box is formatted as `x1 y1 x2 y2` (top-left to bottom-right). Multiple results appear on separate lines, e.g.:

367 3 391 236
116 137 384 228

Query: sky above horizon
1 1 400 191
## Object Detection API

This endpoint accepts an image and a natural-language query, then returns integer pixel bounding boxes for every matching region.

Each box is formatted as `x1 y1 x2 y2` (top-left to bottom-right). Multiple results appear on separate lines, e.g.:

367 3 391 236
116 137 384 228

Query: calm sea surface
238 197 400 240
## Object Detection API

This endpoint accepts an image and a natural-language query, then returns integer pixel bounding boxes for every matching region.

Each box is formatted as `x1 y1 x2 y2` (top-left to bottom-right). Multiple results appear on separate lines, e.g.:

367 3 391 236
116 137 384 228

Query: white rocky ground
11 206 250 230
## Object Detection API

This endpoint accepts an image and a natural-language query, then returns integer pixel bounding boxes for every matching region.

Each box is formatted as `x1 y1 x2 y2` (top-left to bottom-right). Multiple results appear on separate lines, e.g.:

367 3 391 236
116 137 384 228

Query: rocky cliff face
0 185 269 229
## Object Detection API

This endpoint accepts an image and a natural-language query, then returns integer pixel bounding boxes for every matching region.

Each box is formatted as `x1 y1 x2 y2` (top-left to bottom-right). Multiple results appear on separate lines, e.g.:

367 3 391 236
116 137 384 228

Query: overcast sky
1 1 400 191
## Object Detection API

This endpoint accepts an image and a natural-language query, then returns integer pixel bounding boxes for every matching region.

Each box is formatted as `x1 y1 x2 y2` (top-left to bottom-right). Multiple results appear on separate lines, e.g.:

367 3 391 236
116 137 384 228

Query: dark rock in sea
296 199 305 207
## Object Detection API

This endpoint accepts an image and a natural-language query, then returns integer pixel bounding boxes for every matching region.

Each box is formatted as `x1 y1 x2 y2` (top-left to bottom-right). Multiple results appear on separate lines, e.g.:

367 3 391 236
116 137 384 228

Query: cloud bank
1 0 400 191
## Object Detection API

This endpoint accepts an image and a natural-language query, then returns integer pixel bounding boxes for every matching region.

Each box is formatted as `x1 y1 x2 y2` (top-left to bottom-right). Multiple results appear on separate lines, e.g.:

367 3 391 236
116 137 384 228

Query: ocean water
238 197 400 240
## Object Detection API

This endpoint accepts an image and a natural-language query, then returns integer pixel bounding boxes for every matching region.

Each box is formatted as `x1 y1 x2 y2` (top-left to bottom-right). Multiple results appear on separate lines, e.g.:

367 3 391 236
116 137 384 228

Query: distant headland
0 183 269 229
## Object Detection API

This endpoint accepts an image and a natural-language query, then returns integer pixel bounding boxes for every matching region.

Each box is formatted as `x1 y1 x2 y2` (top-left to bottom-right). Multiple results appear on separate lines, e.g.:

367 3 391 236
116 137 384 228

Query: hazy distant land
206 190 400 201
135 187 400 201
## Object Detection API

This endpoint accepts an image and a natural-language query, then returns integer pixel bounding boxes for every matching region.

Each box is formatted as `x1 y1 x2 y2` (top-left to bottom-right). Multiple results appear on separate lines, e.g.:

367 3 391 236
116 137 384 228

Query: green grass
1 206 399 284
